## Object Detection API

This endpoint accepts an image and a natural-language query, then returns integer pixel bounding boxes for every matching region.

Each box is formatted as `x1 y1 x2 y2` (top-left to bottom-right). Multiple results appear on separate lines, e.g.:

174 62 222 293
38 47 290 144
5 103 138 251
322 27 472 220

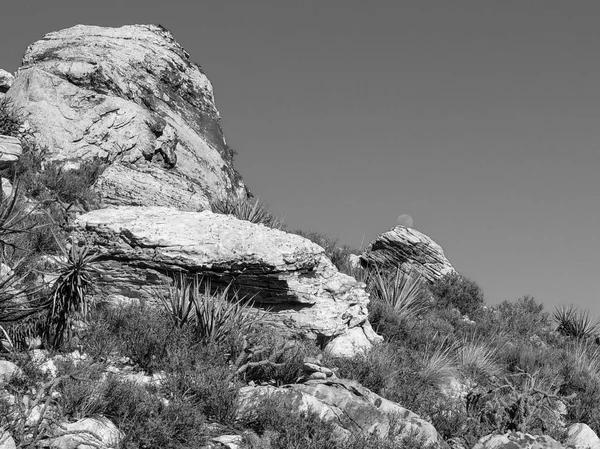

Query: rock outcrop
360 225 455 283
0 136 21 170
237 378 444 446
566 423 600 449
5 24 247 210
0 69 13 101
472 432 564 449
73 206 377 352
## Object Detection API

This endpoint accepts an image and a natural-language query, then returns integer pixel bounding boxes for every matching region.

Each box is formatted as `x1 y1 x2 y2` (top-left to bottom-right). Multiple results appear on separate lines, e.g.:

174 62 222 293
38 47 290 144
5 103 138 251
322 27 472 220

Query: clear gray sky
1 1 599 316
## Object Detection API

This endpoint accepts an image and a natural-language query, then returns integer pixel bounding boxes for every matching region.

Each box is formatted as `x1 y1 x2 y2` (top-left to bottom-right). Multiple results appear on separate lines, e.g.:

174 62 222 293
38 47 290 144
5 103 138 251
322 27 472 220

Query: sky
1 1 599 317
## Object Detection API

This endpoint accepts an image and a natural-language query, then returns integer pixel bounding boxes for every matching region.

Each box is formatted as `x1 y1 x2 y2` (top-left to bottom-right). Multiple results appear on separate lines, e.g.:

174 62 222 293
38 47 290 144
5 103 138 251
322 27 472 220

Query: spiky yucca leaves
368 267 431 321
44 242 100 348
210 196 284 230
553 305 599 340
160 274 260 345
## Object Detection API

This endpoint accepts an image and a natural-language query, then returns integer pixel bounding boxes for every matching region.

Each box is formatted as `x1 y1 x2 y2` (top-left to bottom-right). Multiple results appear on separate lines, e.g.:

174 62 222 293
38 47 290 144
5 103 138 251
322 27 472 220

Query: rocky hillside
4 24 247 210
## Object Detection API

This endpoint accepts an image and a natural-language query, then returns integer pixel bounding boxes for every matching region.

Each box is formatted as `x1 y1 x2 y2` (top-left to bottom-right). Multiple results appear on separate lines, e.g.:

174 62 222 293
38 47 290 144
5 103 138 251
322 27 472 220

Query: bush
291 229 359 272
429 272 484 316
0 99 21 137
210 196 283 229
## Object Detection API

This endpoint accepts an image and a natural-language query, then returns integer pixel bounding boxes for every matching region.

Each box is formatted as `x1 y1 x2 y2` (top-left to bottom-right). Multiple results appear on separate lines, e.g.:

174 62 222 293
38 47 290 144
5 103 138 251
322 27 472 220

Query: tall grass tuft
456 337 502 379
419 344 458 391
210 196 284 230
553 305 599 340
368 267 431 321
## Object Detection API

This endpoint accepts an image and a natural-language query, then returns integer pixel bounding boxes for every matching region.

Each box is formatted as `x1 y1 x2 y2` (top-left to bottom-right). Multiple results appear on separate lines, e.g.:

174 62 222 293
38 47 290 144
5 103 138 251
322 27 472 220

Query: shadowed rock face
5 24 247 210
360 225 455 283
73 206 375 346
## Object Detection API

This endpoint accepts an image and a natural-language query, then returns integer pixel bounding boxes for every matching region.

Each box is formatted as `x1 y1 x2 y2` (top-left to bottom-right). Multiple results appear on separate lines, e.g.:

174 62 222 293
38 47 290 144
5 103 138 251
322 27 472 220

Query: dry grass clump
210 196 284 229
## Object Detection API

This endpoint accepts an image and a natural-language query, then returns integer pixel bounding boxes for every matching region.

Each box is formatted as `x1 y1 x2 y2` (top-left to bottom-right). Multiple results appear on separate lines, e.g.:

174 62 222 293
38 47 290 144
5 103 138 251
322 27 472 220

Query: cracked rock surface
74 206 375 345
5 24 246 209
237 378 443 446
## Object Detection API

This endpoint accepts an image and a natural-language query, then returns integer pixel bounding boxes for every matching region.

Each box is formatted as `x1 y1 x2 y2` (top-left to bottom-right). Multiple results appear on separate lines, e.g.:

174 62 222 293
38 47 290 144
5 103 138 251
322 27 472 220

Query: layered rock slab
5 24 246 209
360 225 455 283
73 206 375 346
237 378 444 447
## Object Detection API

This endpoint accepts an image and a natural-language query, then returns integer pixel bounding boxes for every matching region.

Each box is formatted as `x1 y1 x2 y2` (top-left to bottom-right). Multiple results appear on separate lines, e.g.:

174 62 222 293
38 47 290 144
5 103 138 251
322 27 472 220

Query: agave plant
210 196 284 230
553 305 599 340
367 266 431 321
158 273 198 328
44 241 100 348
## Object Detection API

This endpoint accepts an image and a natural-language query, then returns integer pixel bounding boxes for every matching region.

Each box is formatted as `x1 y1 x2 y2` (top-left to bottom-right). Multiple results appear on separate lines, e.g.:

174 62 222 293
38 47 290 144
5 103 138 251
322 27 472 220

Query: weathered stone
566 423 600 449
0 360 22 385
0 431 15 449
0 70 13 93
6 24 247 210
0 136 21 169
237 378 443 447
1 178 12 198
360 225 455 283
325 325 381 358
472 432 564 449
43 417 122 449
74 206 377 348
211 435 242 449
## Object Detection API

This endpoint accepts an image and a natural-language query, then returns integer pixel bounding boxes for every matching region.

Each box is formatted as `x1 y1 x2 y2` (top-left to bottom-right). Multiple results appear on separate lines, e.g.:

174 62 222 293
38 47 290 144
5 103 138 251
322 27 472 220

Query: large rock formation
360 225 455 283
237 378 444 446
73 206 377 352
5 24 246 210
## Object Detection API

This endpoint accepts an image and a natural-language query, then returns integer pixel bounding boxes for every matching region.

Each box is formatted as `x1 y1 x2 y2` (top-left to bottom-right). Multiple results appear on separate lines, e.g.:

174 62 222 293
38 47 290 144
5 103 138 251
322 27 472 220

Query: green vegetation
210 196 284 229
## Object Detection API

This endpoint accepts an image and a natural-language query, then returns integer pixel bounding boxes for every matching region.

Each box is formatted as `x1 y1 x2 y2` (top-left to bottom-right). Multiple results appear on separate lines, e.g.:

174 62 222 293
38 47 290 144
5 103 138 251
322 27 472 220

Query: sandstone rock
0 136 21 169
74 206 377 349
0 360 22 385
325 322 383 358
566 423 600 449
1 178 12 198
360 225 455 283
211 435 242 449
237 378 443 446
6 24 247 210
472 432 564 449
0 70 13 93
44 417 122 449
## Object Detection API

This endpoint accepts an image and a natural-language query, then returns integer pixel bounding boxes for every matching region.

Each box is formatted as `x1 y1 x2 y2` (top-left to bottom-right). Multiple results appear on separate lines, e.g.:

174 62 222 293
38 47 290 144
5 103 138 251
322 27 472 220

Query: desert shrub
553 305 599 340
210 196 283 229
0 99 21 137
325 343 399 395
429 272 484 317
236 327 318 385
291 229 359 272
456 337 502 380
56 361 108 419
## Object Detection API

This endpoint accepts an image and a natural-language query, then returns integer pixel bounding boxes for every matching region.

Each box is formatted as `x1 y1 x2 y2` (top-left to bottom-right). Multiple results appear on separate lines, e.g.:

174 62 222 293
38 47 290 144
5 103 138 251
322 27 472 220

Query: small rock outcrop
0 136 21 170
42 417 122 448
0 69 13 100
473 432 564 449
73 206 377 352
360 225 455 283
237 378 443 446
5 24 247 210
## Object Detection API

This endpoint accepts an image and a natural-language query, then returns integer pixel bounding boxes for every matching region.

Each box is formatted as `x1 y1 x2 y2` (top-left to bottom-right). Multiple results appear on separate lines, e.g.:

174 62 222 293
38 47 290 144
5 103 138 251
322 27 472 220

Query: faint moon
396 214 413 228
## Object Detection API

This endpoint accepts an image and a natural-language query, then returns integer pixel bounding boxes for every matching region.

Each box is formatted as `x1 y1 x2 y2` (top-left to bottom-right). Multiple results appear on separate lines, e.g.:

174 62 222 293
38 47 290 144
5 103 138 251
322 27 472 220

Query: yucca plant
553 305 599 340
367 266 431 321
210 196 284 230
160 274 260 344
44 241 100 348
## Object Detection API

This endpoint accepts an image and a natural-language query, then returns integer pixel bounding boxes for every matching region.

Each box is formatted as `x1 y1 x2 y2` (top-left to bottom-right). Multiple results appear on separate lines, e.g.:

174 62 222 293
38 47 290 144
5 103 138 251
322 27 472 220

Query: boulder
6 24 247 210
0 360 22 385
0 69 13 93
237 378 443 446
0 136 21 169
73 206 376 350
43 417 122 449
472 432 564 449
566 423 600 449
360 225 455 283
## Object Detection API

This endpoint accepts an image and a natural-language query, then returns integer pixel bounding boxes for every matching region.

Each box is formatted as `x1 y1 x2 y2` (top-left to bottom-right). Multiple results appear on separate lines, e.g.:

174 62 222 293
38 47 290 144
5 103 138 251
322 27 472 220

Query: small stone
0 360 22 385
